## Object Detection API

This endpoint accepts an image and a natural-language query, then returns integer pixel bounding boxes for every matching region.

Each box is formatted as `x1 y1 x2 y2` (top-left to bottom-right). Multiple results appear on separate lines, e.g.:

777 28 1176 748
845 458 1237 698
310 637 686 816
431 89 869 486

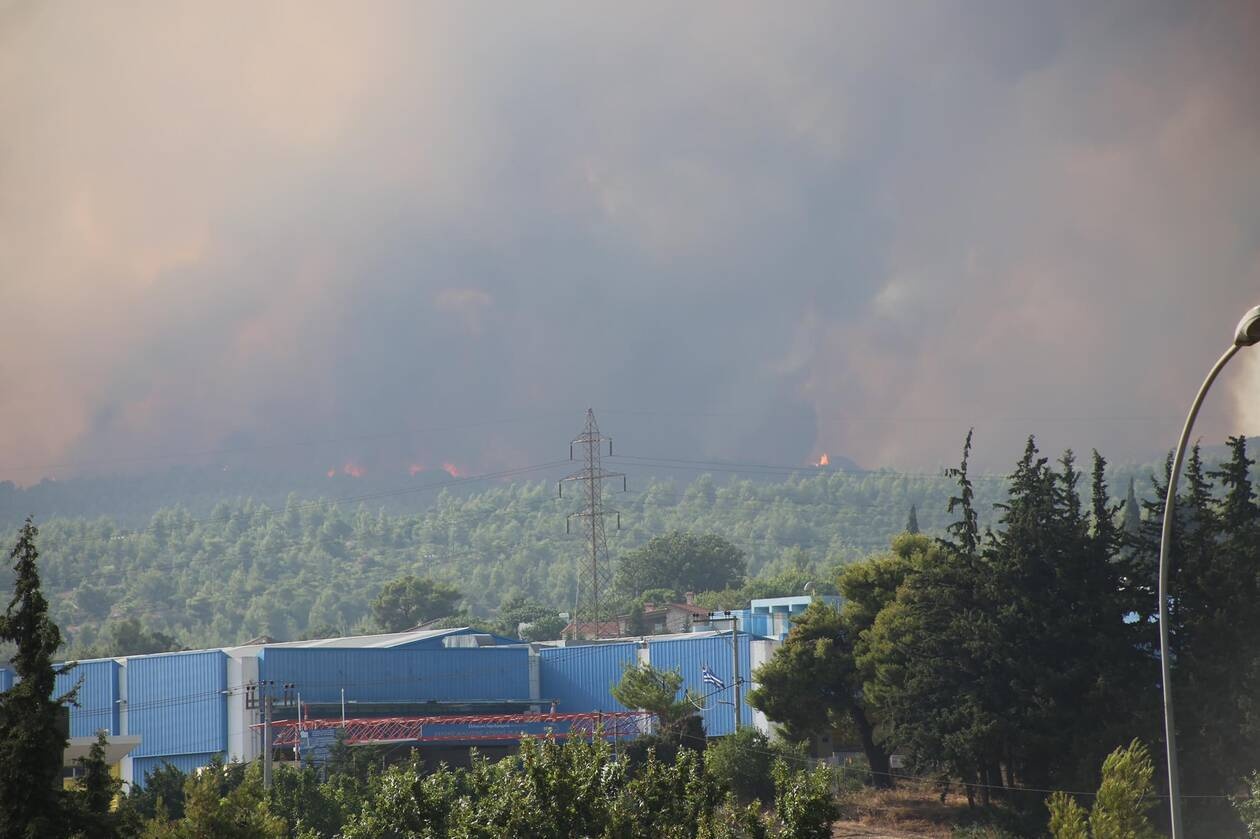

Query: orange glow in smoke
326 468 336 478
342 461 366 478
441 462 461 478
815 453 830 467
408 463 427 476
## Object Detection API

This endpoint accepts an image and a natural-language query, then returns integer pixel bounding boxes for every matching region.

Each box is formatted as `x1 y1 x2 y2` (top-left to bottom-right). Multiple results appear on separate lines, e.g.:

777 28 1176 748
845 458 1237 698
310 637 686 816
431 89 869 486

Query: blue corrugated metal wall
55 659 120 737
127 650 227 759
539 643 637 713
258 647 531 704
132 752 223 784
740 612 773 639
0 666 12 692
648 634 753 737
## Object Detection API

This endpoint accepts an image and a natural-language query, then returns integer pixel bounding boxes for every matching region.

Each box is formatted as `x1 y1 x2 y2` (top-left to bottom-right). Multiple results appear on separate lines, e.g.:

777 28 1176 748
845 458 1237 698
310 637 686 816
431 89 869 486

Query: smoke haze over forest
2 0 1259 486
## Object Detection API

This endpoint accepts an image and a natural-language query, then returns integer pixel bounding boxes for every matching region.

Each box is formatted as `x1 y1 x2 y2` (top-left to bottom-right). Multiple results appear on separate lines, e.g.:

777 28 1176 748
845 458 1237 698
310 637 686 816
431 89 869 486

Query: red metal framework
259 710 653 748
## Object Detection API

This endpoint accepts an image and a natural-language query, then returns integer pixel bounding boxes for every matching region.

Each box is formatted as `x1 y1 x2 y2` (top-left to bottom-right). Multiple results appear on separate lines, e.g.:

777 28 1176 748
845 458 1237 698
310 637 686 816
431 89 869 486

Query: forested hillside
1 440 1210 657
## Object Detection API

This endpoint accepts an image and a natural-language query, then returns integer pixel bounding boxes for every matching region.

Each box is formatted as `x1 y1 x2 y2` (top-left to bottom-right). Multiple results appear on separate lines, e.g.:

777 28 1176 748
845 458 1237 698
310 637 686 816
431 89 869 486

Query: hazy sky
2 0 1258 482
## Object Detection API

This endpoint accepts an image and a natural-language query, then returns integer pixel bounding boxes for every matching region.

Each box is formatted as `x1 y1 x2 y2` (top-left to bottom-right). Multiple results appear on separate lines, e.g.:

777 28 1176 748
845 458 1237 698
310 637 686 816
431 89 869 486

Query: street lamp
1159 304 1260 838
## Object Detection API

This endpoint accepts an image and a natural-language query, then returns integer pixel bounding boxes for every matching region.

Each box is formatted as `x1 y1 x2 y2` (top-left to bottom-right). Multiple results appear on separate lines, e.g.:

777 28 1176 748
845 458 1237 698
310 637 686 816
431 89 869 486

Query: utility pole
707 613 742 730
560 409 625 639
246 680 296 790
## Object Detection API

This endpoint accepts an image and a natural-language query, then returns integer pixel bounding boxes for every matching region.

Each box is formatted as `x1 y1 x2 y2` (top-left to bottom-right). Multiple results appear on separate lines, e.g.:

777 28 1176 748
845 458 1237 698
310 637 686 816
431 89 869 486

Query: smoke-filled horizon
2 1 1259 485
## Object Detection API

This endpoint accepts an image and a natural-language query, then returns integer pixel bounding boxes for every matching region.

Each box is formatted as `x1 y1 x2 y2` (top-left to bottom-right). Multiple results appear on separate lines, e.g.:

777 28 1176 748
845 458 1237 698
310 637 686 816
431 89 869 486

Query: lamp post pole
1158 305 1260 839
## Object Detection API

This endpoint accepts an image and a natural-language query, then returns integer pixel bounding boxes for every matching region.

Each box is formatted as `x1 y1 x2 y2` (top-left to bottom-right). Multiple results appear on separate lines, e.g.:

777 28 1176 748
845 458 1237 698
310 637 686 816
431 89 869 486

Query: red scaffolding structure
260 710 653 748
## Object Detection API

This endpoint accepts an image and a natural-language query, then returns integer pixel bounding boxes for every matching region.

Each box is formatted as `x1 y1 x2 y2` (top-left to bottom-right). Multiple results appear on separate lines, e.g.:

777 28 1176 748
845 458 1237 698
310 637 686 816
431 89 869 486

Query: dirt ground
830 785 989 838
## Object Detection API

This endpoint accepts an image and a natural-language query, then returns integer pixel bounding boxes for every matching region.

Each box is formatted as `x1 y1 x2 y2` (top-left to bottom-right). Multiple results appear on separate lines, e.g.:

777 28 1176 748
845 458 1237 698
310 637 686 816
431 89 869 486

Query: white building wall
226 652 260 764
749 639 779 736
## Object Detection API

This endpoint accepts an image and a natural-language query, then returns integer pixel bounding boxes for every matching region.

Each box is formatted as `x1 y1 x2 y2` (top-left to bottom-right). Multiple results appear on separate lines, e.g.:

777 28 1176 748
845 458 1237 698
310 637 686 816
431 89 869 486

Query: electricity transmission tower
560 409 625 639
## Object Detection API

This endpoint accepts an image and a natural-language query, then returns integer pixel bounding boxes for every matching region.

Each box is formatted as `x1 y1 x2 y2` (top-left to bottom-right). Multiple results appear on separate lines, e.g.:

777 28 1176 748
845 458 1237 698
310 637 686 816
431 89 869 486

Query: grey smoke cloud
1 0 1257 481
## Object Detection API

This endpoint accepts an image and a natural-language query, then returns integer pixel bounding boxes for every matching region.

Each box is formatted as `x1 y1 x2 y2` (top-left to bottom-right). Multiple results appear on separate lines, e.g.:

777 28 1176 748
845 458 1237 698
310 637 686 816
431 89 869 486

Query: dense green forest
0 442 1248 657
0 468 999 655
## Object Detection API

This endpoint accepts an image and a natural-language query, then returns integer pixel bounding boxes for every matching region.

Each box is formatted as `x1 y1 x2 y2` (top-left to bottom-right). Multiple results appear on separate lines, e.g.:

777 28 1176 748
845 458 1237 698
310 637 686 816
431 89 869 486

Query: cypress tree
1179 436 1260 831
905 504 920 534
943 429 980 558
1076 451 1150 783
1209 435 1257 535
71 731 123 838
0 518 75 838
869 431 1008 800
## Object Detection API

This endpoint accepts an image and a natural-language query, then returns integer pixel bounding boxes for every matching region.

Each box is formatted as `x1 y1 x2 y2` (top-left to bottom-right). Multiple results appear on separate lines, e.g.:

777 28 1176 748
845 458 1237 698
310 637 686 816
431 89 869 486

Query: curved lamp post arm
1158 343 1239 839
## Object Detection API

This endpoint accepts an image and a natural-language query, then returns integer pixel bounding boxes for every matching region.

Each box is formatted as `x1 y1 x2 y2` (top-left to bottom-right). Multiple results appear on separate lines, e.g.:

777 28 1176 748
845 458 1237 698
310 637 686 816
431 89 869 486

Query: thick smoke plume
1 1 1258 482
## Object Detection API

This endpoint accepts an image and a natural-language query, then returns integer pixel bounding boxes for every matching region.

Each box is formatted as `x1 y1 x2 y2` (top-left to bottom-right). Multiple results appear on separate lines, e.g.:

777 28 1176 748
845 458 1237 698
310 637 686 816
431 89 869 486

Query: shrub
771 759 838 839
705 727 806 804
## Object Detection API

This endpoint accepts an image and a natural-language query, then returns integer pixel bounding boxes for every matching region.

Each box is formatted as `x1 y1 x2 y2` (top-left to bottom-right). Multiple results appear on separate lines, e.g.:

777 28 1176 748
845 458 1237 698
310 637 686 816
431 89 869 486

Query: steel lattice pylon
560 409 625 639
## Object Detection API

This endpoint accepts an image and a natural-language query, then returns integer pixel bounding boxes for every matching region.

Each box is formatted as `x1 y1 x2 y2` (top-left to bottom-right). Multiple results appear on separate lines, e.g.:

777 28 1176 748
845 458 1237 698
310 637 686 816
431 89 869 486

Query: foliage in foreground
1047 739 1159 839
124 735 836 839
704 727 808 805
0 518 77 838
1235 771 1260 839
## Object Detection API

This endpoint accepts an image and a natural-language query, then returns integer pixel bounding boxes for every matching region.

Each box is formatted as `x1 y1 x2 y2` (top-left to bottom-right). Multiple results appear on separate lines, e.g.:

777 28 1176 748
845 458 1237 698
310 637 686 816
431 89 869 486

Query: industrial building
2 596 834 788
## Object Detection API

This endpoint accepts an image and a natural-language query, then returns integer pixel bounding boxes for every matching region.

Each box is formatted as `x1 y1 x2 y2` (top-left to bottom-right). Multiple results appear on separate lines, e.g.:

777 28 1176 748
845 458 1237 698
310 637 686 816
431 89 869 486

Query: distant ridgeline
0 442 1250 656
0 441 1233 529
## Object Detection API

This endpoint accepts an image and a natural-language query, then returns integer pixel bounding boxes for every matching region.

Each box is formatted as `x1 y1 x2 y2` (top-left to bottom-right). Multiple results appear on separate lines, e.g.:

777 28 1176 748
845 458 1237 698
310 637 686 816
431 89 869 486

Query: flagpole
706 612 742 731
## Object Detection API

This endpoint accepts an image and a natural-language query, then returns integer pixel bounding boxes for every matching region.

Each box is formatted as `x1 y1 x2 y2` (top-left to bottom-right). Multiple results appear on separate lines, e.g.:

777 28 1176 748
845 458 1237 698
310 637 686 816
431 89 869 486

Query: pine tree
0 518 75 838
943 429 980 558
71 731 124 838
905 504 919 534
748 600 893 787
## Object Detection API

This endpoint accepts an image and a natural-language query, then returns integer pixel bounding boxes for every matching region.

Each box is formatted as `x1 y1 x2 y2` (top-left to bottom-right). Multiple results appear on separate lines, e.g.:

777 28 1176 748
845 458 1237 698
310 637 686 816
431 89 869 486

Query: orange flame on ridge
408 463 427 476
815 453 830 467
342 461 366 478
441 462 461 478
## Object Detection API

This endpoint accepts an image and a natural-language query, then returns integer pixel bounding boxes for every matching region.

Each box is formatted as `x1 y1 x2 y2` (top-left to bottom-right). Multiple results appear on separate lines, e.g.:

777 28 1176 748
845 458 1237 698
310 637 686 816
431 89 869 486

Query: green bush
705 727 806 804
1046 740 1159 839
770 759 839 839
1233 771 1260 838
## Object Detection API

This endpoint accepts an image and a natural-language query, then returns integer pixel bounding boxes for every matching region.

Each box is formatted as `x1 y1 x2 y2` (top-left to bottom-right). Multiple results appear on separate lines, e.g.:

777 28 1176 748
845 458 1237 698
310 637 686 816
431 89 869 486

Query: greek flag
701 665 725 690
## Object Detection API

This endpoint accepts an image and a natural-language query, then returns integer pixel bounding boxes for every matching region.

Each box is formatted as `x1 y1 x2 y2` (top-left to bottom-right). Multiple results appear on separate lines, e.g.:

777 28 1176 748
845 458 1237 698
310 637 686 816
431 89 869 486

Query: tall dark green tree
979 443 1142 791
904 504 919 534
943 429 981 558
1175 436 1260 831
0 518 75 838
749 600 892 787
861 536 1005 802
